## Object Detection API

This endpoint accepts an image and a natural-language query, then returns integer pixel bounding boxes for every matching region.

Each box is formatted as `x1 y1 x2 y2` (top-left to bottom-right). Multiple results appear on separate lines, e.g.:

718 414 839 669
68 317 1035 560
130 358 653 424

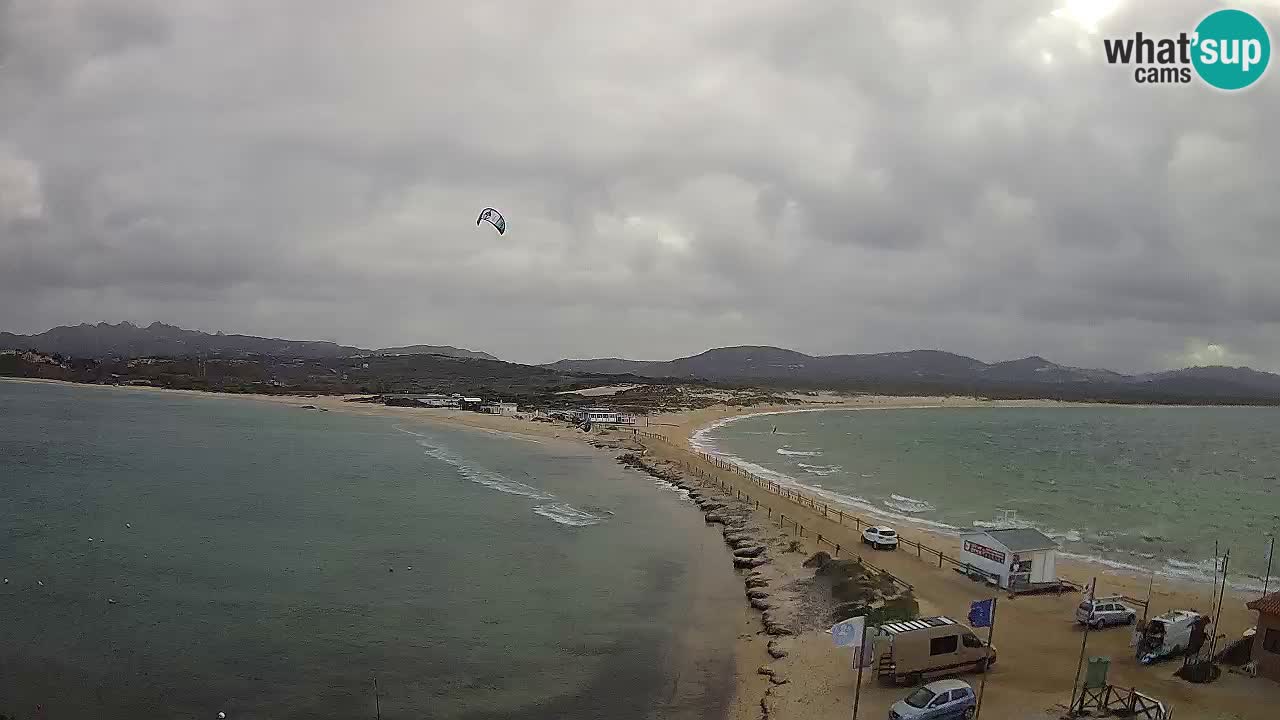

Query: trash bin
1084 656 1110 689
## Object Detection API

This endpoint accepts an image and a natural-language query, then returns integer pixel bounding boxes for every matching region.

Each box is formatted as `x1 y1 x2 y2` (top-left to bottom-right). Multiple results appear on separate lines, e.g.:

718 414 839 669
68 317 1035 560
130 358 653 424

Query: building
459 397 484 411
572 407 635 425
958 528 1059 591
1247 591 1280 682
480 402 518 416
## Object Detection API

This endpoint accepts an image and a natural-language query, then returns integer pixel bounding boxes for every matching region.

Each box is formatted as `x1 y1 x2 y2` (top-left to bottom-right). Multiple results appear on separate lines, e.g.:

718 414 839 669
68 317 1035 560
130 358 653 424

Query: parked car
863 526 900 550
1075 596 1137 629
888 678 977 720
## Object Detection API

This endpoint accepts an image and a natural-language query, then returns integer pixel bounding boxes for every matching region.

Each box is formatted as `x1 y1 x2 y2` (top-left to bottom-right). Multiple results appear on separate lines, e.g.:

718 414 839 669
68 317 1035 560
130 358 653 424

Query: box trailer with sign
958 528 1061 592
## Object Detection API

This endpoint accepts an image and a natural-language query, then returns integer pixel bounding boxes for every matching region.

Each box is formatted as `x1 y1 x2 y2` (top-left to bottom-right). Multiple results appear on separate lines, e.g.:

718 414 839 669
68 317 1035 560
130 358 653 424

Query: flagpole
852 620 866 720
1069 576 1097 715
1264 535 1274 598
974 596 997 720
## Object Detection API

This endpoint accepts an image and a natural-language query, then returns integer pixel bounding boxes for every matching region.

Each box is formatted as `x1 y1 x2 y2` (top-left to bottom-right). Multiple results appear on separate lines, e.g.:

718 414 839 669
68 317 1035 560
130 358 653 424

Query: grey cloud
1 0 1278 372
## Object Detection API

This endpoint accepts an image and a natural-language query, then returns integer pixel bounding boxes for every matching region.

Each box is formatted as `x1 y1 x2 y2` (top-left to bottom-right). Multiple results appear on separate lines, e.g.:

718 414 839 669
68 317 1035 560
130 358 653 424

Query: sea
694 406 1280 591
0 380 739 720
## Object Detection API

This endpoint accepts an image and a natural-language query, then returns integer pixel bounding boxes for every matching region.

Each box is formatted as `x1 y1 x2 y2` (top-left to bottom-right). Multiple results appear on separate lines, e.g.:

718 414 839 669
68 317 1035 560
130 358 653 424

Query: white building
958 528 1059 591
480 402 518 416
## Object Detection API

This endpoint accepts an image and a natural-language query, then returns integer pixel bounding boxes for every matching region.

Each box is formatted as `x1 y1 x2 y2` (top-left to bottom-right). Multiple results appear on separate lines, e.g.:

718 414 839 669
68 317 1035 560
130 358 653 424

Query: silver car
1075 597 1137 629
888 678 976 720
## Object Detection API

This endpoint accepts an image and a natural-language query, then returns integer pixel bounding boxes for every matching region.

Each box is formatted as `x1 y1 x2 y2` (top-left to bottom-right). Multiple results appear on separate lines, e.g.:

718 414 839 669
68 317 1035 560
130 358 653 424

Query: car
1075 596 1137 629
888 678 977 720
863 526 899 550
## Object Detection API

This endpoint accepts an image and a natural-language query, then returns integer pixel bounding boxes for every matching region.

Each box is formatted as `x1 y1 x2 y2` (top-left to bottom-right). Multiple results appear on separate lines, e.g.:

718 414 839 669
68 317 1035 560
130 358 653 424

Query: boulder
731 538 760 550
746 589 770 600
745 577 770 589
734 556 769 569
733 545 767 559
749 597 772 611
816 558 866 579
831 602 873 623
802 551 832 569
767 639 789 659
757 666 789 685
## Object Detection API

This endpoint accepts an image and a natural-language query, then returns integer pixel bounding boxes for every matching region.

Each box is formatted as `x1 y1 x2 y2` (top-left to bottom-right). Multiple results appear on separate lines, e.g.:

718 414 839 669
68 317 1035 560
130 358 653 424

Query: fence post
779 513 784 528
835 543 840 557
917 542 922 559
939 550 944 569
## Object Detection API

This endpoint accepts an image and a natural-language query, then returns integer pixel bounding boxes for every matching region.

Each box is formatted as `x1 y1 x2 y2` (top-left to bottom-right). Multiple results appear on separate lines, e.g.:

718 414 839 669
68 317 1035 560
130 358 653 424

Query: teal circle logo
1192 9 1271 90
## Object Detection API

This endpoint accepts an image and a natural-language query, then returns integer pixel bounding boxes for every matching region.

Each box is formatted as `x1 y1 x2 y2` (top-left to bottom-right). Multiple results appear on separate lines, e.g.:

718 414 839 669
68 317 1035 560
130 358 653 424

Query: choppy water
0 381 738 719
695 406 1280 590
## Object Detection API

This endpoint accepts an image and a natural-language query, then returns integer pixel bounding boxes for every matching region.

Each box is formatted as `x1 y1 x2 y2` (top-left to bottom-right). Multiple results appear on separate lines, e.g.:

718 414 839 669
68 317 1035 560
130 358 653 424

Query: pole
1069 577 1096 715
1209 550 1230 659
852 620 867 720
373 675 382 720
1142 572 1154 624
974 597 997 720
1264 535 1274 598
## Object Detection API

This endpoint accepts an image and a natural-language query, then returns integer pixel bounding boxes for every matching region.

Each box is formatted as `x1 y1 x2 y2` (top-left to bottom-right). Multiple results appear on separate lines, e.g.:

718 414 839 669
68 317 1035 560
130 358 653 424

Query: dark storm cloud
1 0 1278 371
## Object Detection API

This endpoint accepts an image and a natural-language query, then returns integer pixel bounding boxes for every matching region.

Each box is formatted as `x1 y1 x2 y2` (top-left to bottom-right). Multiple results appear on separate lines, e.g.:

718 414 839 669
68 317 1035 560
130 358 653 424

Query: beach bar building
1246 591 1280 683
958 528 1060 591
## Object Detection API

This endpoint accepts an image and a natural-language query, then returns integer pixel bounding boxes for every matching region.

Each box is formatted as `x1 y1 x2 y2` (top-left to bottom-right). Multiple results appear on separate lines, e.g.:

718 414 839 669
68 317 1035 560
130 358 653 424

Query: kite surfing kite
477 207 506 235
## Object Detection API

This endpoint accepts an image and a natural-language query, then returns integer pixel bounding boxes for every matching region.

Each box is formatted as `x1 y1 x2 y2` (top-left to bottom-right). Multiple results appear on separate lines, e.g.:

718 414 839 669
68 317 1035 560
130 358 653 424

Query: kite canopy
477 207 506 235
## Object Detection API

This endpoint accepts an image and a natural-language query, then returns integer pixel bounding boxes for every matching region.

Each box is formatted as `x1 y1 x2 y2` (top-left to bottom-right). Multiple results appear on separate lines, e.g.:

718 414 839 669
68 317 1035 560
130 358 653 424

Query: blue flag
969 598 995 628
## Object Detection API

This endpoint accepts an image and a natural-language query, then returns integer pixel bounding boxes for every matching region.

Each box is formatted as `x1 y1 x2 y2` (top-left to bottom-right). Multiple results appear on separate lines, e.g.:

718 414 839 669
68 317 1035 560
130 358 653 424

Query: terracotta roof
1247 591 1280 615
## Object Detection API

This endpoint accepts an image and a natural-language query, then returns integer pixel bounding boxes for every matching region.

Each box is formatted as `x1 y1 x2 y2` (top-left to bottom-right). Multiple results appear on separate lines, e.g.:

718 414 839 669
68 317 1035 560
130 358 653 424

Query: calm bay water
695 406 1280 589
0 380 738 719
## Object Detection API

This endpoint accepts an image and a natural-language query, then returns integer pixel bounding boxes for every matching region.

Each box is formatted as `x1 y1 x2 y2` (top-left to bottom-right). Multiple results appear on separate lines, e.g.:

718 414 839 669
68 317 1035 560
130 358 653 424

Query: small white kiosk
958 528 1060 591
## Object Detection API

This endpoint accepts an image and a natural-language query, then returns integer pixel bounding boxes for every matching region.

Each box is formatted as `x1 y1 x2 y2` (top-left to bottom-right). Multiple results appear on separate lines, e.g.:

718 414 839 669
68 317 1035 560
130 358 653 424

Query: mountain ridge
546 345 1280 397
0 322 496 362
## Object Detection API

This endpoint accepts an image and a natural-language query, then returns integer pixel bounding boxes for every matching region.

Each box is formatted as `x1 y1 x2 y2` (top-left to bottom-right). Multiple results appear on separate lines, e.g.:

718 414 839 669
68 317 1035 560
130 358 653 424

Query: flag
831 616 865 647
969 598 995 628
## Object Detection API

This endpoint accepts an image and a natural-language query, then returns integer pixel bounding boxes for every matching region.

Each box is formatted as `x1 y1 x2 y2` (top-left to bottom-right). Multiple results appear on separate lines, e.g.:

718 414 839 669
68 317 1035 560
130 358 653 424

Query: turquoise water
695 407 1280 589
0 381 738 719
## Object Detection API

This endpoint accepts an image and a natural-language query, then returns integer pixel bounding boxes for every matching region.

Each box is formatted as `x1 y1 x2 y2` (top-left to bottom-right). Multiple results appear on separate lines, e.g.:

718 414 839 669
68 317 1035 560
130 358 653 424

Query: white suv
1076 597 1137 629
862 526 899 550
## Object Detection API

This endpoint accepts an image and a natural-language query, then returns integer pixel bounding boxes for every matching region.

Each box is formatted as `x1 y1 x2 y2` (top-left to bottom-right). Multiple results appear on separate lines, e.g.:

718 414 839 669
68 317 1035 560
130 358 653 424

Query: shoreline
687 405 1274 596
7 377 1279 718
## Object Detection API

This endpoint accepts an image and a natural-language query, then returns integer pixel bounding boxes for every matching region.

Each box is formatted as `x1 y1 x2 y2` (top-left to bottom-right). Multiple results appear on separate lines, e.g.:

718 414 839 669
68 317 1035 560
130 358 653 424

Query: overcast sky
2 1 1278 370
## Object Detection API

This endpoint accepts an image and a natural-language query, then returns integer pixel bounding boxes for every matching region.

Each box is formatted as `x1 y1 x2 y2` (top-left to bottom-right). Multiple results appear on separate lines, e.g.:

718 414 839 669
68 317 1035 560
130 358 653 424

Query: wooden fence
1073 685 1172 720
631 428 1034 590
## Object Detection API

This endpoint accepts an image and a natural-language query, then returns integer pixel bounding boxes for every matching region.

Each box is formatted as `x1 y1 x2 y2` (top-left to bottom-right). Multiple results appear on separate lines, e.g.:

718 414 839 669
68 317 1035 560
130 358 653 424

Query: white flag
831 616 865 648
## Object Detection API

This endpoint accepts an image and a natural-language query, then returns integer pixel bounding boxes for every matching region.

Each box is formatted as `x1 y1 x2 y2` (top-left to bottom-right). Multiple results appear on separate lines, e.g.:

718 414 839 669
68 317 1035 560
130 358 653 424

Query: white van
873 616 996 685
1135 610 1208 665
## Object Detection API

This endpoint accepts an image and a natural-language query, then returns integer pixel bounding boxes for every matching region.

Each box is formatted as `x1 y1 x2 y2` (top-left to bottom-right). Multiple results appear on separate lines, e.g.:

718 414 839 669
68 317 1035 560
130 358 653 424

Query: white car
862 526 899 550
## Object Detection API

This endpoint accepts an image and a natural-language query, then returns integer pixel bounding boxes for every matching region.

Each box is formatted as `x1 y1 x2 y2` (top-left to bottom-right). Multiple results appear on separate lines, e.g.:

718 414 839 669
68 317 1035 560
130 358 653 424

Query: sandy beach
7 378 1277 719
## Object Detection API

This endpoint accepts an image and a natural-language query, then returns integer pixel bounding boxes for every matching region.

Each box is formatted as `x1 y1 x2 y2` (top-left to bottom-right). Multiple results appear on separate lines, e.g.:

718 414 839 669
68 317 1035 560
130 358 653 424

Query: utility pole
1069 576 1097 715
373 675 382 720
974 597 998 720
851 620 867 720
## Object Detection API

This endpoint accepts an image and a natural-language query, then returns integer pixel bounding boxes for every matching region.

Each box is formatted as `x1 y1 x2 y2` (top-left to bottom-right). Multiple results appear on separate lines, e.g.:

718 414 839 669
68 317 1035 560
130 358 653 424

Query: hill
548 346 1280 403
0 322 495 362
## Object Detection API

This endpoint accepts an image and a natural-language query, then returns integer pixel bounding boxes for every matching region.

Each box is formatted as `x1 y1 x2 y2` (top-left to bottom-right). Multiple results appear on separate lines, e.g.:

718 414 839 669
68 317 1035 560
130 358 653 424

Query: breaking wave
798 463 843 476
882 494 936 514
533 503 607 527
777 446 822 457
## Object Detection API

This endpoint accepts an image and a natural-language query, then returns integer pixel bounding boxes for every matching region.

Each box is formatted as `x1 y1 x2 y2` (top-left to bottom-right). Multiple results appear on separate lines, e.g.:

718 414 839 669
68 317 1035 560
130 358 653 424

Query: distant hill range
0 322 496 361
547 346 1280 401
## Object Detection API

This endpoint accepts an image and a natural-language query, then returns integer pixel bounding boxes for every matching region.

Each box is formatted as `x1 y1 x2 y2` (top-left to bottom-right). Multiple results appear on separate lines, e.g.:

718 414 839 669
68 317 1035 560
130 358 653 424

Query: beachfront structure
460 397 484 410
1247 591 1280 683
572 407 635 425
958 528 1059 591
479 402 518 416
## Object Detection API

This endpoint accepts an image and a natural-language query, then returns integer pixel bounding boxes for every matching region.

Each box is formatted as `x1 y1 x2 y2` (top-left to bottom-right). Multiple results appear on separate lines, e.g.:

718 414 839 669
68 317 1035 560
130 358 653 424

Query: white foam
533 503 605 527
882 494 936 514
798 463 843 476
418 442 555 500
777 446 822 457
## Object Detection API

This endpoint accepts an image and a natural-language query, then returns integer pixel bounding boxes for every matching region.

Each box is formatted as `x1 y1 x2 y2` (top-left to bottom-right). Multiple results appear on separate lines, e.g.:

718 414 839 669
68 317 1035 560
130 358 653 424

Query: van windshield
904 688 935 709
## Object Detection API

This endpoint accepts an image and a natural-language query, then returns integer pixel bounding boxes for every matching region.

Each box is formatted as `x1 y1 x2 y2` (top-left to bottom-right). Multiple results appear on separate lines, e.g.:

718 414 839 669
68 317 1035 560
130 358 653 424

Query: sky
2 0 1279 371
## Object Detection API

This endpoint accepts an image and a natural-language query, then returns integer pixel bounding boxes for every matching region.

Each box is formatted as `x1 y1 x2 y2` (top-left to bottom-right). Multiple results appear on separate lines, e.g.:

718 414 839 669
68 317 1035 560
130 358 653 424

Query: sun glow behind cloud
1051 0 1122 35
